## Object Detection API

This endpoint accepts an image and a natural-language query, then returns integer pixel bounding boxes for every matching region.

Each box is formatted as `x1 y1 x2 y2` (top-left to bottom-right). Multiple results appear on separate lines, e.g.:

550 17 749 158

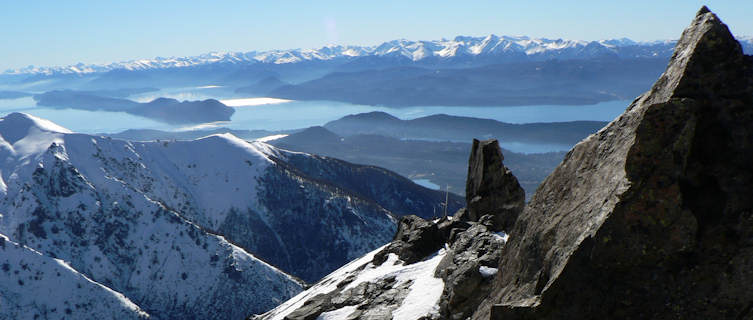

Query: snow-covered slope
261 245 447 320
10 34 745 76
0 233 148 320
0 112 433 318
256 216 509 320
0 114 303 319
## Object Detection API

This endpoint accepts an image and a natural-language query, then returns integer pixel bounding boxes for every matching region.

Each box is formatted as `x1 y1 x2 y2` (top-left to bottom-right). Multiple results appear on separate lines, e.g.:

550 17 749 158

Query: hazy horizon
2 1 752 71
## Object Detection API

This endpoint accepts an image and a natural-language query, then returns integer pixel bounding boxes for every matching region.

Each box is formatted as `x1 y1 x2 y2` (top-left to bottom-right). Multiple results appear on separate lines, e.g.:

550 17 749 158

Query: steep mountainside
0 112 454 318
477 7 753 319
0 113 303 319
278 150 464 216
0 233 148 319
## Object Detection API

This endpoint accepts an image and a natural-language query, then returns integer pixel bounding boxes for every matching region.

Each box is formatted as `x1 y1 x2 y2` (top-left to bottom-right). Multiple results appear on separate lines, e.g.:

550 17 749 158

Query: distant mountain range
6 34 751 76
4 35 749 108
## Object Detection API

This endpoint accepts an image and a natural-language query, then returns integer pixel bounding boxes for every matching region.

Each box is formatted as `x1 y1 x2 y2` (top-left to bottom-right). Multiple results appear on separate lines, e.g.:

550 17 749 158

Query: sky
1 1 752 71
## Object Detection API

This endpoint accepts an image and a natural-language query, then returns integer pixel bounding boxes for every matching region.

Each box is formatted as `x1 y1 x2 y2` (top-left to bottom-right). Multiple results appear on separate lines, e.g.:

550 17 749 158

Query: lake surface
0 88 630 153
412 179 441 190
0 96 630 133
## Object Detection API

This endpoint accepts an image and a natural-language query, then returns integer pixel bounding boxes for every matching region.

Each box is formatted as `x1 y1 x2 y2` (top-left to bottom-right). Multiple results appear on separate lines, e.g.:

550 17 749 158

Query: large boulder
372 215 444 265
474 7 753 319
462 139 525 232
435 223 507 320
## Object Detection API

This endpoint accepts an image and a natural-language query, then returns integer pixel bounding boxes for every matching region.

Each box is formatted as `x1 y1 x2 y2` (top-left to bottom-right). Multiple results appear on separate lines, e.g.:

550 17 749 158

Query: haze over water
0 91 630 134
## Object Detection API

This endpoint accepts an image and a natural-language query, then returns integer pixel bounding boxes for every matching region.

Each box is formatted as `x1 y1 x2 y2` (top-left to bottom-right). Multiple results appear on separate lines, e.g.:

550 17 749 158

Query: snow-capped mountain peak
0 112 71 165
6 33 734 76
0 112 71 142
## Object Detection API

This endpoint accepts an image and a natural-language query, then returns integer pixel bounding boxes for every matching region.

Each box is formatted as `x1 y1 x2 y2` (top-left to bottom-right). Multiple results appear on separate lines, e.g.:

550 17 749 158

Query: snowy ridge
258 245 446 320
0 114 305 319
7 34 741 75
0 113 305 318
261 244 389 320
0 112 413 318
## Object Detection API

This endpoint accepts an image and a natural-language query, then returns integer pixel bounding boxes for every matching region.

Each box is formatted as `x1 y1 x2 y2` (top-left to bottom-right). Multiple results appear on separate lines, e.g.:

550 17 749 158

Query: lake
0 88 630 153
412 179 441 190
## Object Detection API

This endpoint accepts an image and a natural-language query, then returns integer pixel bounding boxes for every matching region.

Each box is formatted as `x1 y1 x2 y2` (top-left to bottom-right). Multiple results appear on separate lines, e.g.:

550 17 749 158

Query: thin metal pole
443 185 449 219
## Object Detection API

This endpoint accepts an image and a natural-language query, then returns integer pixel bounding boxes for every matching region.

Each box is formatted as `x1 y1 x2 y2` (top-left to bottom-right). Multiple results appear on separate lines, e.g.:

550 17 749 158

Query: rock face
462 139 525 231
372 215 444 266
474 7 753 319
435 223 506 320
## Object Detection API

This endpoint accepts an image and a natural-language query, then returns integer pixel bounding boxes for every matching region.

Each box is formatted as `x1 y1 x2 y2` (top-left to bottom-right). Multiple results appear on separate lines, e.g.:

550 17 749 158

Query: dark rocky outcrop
473 7 753 320
371 217 509 320
280 276 415 320
372 215 444 266
459 139 525 231
435 223 506 320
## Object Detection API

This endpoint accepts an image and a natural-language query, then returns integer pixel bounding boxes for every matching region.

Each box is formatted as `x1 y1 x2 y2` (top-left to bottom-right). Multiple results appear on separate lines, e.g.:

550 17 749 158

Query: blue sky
1 1 751 71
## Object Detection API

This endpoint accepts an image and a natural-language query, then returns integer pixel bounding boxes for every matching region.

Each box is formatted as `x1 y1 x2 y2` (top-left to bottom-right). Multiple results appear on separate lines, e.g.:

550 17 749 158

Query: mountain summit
478 6 753 319
0 112 70 143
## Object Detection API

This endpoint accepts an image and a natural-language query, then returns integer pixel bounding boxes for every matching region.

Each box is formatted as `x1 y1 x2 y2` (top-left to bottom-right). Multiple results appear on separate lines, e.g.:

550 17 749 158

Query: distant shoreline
220 97 293 107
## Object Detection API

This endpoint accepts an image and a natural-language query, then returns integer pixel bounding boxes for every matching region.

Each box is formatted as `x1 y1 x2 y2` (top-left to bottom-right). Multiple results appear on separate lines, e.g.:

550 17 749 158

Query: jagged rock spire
474 7 753 319
461 139 525 232
646 5 748 103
